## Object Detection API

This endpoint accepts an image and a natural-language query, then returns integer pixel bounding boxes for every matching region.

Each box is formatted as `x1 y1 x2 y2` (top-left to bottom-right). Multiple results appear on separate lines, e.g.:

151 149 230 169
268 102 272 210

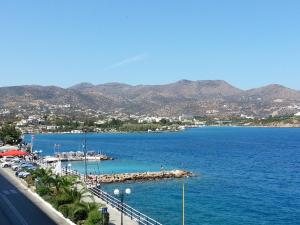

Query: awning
0 150 28 157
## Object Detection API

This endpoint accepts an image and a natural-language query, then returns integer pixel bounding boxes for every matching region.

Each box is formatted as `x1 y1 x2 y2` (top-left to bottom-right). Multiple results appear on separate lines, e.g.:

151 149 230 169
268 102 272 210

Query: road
0 170 59 225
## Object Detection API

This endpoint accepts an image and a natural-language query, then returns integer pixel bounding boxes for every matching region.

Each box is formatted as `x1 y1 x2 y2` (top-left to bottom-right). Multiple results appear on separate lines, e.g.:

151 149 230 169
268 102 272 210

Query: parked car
12 162 32 171
1 161 13 168
17 171 31 178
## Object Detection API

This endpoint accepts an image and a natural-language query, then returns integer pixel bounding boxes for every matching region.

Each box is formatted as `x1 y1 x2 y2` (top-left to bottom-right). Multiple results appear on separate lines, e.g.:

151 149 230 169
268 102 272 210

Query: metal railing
89 186 163 225
61 167 81 176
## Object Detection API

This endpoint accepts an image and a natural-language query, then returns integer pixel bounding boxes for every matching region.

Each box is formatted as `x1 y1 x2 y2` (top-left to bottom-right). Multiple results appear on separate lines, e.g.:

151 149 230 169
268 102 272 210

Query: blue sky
0 0 299 90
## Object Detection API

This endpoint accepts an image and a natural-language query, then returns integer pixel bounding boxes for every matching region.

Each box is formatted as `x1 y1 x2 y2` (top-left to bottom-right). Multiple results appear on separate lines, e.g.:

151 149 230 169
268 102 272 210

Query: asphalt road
0 171 58 225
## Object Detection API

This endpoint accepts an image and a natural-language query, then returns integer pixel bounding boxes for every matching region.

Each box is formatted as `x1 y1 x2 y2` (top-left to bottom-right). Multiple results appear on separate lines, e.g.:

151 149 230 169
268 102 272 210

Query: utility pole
30 135 35 153
182 181 185 225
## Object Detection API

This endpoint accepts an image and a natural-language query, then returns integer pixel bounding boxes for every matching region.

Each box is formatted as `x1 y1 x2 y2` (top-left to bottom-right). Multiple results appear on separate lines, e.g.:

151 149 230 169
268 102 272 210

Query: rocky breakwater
97 170 194 183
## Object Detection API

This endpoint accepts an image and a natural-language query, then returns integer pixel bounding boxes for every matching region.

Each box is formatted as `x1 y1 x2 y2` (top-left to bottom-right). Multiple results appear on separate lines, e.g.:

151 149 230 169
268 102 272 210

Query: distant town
0 102 300 134
1 80 300 134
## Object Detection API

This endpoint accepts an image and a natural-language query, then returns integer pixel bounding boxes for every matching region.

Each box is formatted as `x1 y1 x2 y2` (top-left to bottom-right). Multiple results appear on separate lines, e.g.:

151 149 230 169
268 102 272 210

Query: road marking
0 192 29 225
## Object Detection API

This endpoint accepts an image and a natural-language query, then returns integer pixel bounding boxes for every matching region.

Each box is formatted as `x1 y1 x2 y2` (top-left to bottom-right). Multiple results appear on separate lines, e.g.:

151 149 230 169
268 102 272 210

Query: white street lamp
114 188 120 196
113 188 132 225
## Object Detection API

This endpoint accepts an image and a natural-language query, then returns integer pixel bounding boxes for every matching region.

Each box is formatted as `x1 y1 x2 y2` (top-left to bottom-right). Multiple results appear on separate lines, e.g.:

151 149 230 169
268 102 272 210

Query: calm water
25 127 300 225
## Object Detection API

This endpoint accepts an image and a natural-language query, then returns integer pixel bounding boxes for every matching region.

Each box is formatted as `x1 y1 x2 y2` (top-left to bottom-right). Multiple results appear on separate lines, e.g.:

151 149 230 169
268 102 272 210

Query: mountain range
1 80 300 117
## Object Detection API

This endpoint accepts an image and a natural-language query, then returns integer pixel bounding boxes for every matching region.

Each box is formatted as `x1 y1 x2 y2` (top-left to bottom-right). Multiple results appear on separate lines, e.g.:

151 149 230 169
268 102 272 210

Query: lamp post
67 163 72 175
38 150 43 162
113 188 131 225
83 129 88 181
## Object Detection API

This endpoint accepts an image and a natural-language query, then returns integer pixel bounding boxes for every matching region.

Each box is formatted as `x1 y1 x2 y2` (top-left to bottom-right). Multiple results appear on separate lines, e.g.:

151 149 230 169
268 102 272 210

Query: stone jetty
93 170 193 183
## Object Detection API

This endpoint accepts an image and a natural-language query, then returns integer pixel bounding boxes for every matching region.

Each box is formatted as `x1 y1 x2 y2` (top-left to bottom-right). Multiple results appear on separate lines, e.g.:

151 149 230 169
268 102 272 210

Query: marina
43 151 113 162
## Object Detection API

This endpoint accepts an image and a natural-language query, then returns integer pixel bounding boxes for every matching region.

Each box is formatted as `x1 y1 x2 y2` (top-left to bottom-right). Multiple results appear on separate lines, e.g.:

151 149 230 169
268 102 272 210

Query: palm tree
31 168 53 187
50 174 76 193
65 186 94 204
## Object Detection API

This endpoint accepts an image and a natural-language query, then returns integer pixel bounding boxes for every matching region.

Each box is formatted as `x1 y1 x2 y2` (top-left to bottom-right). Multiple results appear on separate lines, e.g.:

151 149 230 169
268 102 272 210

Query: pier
44 151 113 162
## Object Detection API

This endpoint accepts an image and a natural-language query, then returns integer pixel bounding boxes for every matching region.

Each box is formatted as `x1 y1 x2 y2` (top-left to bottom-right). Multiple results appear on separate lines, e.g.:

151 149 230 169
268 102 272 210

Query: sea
25 127 300 225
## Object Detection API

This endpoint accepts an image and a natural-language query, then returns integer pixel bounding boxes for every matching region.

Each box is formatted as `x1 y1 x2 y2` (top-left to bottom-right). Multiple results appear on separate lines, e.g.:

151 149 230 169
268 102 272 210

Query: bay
25 127 300 225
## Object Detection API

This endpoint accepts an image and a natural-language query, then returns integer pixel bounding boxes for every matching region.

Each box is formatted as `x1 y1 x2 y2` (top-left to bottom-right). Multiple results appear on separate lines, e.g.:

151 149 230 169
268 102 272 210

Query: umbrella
0 150 28 157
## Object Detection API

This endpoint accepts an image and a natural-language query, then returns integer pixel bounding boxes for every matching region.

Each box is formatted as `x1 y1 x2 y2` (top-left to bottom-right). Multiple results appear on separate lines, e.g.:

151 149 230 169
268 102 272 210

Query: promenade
0 165 139 225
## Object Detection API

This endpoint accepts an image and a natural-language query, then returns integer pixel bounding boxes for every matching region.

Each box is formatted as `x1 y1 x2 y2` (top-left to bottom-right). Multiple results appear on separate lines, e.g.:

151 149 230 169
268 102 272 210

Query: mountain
1 80 300 117
246 84 300 101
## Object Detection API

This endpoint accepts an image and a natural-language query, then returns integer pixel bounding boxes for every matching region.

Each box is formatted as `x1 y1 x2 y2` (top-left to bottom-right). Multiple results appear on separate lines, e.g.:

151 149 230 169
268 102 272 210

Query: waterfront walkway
60 167 162 225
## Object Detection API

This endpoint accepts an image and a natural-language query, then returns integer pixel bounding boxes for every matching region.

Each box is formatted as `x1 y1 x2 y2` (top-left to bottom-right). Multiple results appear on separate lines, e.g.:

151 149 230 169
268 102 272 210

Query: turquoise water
25 127 300 225
64 159 167 175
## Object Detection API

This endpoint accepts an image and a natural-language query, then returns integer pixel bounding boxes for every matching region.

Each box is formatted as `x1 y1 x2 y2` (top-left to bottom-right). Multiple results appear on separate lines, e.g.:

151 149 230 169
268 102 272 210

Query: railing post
139 212 140 224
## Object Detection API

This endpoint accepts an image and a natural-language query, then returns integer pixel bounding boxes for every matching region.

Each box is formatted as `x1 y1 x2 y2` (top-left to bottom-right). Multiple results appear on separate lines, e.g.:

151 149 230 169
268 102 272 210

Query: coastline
23 124 300 135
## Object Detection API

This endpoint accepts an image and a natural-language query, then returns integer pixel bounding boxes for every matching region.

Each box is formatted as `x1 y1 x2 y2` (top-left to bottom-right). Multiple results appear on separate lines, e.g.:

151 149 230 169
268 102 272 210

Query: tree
50 174 76 193
0 123 22 145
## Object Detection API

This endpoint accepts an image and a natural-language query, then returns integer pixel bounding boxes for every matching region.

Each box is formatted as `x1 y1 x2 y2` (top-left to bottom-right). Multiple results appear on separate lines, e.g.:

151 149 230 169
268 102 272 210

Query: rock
97 170 194 183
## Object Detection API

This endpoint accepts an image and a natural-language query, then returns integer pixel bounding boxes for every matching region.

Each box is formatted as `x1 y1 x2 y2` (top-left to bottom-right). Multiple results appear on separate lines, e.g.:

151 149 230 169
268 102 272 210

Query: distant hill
1 80 300 117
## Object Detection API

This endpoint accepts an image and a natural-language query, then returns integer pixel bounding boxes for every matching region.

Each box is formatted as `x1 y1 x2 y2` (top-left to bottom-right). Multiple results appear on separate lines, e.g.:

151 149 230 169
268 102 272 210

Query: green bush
84 210 102 225
54 193 73 208
42 194 52 202
58 204 70 217
71 207 88 223
85 209 109 225
37 186 52 196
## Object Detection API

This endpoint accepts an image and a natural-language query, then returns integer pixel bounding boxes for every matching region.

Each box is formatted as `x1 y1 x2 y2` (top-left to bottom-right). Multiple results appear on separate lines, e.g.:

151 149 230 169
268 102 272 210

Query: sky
0 0 299 90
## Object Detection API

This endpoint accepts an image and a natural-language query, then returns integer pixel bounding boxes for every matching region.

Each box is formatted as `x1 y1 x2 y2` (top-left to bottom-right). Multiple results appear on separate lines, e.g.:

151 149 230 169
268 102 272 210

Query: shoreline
23 124 300 135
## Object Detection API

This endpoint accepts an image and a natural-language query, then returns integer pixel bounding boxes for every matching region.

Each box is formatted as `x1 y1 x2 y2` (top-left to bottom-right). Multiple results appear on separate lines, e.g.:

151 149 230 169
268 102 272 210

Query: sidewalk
1 167 138 225
91 193 138 225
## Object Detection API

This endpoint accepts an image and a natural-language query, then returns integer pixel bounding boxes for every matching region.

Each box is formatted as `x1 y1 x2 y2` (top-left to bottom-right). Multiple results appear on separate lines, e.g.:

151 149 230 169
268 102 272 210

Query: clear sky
0 0 299 90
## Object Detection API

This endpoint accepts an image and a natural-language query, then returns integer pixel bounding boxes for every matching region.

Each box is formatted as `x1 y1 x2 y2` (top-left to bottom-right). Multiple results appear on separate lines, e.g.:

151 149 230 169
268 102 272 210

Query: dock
44 151 113 162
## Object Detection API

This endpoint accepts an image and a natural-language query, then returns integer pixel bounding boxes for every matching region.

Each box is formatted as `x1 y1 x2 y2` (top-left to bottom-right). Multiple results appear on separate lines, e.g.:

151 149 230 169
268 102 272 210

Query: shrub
71 207 88 223
58 204 70 217
54 193 73 208
42 194 52 202
37 186 52 196
84 209 109 225
84 210 102 225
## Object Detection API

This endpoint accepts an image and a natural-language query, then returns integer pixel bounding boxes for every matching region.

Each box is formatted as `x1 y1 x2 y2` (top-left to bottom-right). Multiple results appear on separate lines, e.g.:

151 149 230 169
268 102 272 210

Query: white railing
61 167 81 176
37 161 162 225
89 186 163 225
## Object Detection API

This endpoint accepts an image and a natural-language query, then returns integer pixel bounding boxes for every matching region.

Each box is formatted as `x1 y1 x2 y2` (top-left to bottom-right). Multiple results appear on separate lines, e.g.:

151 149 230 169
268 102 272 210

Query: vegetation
0 123 22 145
39 117 185 133
25 168 108 225
204 115 300 127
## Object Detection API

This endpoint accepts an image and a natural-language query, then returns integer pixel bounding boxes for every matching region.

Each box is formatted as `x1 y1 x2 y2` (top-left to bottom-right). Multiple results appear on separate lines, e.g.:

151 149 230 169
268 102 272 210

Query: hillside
1 80 300 117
